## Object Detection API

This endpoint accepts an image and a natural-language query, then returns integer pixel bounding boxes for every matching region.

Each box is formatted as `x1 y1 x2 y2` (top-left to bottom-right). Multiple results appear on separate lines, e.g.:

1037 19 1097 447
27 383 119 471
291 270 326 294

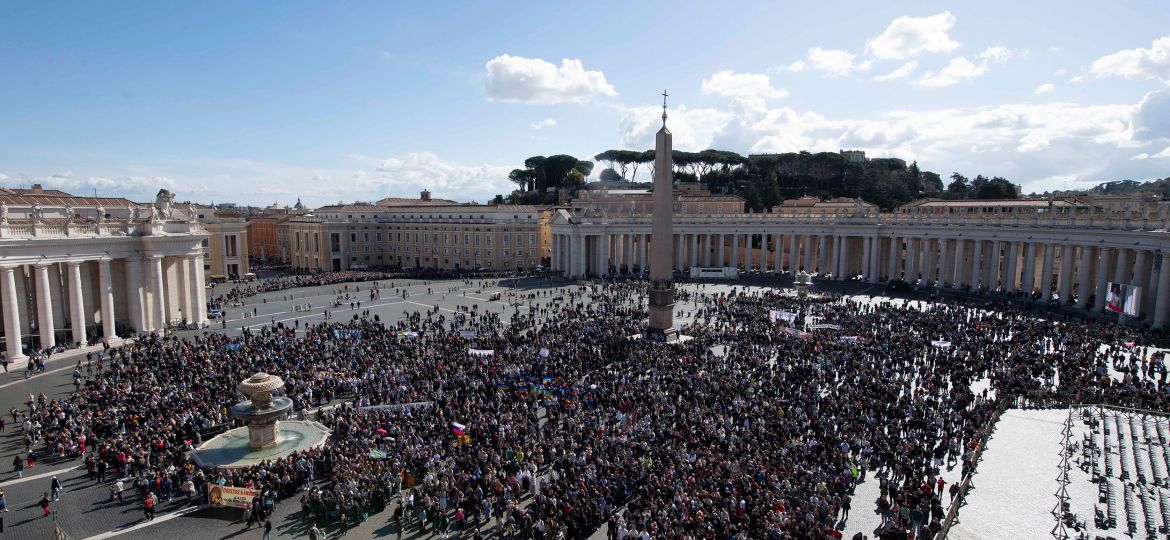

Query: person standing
0 488 8 512
262 519 273 540
39 492 50 517
50 476 62 501
12 455 22 478
143 491 156 520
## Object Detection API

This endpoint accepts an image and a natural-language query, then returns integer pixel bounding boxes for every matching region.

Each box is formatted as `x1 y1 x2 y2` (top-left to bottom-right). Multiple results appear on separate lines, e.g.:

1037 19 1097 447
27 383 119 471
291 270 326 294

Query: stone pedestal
248 419 279 450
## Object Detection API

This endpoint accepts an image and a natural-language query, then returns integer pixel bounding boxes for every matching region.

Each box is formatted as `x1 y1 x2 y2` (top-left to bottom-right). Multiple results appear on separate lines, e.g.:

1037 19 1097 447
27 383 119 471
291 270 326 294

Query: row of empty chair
1087 407 1170 538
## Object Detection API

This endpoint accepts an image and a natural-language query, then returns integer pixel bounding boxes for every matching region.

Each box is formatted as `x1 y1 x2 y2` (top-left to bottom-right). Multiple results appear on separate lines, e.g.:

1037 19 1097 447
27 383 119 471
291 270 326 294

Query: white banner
208 485 259 509
769 310 797 323
469 349 495 357
360 401 433 412
809 323 842 330
931 340 952 348
539 348 550 357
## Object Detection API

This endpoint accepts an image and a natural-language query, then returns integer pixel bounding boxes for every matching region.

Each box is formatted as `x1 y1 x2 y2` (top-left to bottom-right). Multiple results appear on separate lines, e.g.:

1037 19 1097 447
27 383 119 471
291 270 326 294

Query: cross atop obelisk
661 90 668 126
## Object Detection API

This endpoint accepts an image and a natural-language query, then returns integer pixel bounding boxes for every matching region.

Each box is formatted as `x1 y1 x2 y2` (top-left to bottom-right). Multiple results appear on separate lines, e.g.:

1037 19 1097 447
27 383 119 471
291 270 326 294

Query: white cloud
530 117 558 130
620 87 1151 193
1035 83 1055 95
1086 36 1170 82
484 54 616 104
775 60 805 73
619 105 733 151
979 46 1015 64
805 47 864 76
873 61 919 82
866 11 960 60
0 173 9 182
701 70 788 100
38 175 177 196
1049 46 1060 53
1055 68 1068 77
1131 147 1170 160
372 152 513 201
52 170 74 178
917 57 988 87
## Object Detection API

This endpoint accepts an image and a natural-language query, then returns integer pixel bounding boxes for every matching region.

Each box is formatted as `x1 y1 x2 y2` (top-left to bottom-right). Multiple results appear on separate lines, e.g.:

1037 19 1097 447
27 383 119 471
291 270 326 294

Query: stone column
802 235 813 272
986 241 1002 290
125 257 145 332
1 267 26 362
1040 243 1055 300
150 255 167 332
1003 242 1019 293
623 234 633 270
690 234 699 269
1155 253 1170 328
888 237 900 279
187 253 205 324
1076 246 1093 309
858 236 870 281
971 240 984 290
730 234 740 268
67 261 87 346
906 238 919 281
1134 250 1149 317
1058 244 1074 304
817 235 828 273
639 234 648 272
641 233 650 272
34 264 55 348
834 236 844 278
675 234 684 272
788 234 799 272
550 234 559 272
711 232 720 266
936 239 949 285
1021 243 1037 295
953 239 966 287
1094 248 1111 312
95 259 116 339
178 256 193 325
773 233 782 272
193 256 208 323
1113 248 1130 286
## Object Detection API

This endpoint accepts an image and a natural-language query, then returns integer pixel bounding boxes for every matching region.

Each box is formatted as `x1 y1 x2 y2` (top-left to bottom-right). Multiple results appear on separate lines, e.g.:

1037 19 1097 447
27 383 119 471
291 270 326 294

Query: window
397 232 402 242
503 235 508 246
475 234 480 246
363 232 369 242
376 232 382 242
350 233 356 242
530 234 536 246
201 238 210 248
487 235 492 246
516 234 522 245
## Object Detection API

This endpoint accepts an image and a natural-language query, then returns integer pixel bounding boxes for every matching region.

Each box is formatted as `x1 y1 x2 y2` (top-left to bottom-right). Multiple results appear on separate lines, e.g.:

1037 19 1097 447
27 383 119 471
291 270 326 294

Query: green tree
599 168 622 182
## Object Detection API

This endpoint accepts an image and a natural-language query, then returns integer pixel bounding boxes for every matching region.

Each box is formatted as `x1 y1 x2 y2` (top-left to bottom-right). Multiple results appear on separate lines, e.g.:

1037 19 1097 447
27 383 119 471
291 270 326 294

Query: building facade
247 200 305 263
0 187 209 365
284 201 549 272
194 206 250 279
550 195 1170 327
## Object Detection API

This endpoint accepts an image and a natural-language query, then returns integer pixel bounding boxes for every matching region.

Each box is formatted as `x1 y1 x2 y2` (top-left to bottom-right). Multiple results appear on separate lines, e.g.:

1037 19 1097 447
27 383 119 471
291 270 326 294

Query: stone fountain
232 373 294 450
189 372 330 470
794 270 814 297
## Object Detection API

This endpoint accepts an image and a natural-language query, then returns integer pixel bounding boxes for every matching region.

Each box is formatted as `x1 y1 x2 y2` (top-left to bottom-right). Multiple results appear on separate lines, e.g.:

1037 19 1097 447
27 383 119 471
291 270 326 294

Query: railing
0 221 206 239
561 210 1170 232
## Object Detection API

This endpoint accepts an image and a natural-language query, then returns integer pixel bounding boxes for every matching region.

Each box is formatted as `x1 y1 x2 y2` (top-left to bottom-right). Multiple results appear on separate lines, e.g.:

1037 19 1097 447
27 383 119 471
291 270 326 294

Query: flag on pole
451 422 466 436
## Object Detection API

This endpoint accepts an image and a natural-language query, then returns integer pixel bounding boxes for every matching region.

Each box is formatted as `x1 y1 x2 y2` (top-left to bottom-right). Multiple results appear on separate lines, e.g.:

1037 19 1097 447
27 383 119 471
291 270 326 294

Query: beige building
194 206 250 280
247 199 306 263
284 193 549 272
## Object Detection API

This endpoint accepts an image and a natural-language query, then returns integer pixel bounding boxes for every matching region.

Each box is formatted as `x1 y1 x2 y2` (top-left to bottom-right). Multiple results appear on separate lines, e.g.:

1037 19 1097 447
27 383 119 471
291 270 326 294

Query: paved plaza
0 273 1114 539
0 275 790 540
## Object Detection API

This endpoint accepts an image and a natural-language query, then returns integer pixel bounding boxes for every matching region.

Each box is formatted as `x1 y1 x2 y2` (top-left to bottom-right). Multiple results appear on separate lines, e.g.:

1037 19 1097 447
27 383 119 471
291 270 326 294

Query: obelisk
647 91 678 341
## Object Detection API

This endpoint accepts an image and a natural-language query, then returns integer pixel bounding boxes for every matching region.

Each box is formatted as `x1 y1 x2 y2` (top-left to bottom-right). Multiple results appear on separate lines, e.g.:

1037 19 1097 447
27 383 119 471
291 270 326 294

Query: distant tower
647 90 678 341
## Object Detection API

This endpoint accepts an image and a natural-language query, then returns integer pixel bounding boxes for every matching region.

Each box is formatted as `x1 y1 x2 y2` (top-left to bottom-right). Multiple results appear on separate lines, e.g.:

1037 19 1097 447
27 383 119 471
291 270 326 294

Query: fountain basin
189 420 330 470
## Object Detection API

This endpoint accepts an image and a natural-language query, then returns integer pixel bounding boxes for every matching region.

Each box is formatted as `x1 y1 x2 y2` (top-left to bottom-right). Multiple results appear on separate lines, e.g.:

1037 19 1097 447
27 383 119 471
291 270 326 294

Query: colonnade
0 253 208 363
550 229 1170 328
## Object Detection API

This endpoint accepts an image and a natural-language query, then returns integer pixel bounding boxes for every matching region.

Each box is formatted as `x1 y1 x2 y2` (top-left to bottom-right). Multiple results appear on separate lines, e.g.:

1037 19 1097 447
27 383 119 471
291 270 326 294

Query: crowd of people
14 275 1170 539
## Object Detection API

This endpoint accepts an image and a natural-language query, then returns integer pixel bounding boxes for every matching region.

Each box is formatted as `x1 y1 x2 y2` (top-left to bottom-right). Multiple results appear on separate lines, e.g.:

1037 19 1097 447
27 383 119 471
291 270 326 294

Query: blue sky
2 1 1169 205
